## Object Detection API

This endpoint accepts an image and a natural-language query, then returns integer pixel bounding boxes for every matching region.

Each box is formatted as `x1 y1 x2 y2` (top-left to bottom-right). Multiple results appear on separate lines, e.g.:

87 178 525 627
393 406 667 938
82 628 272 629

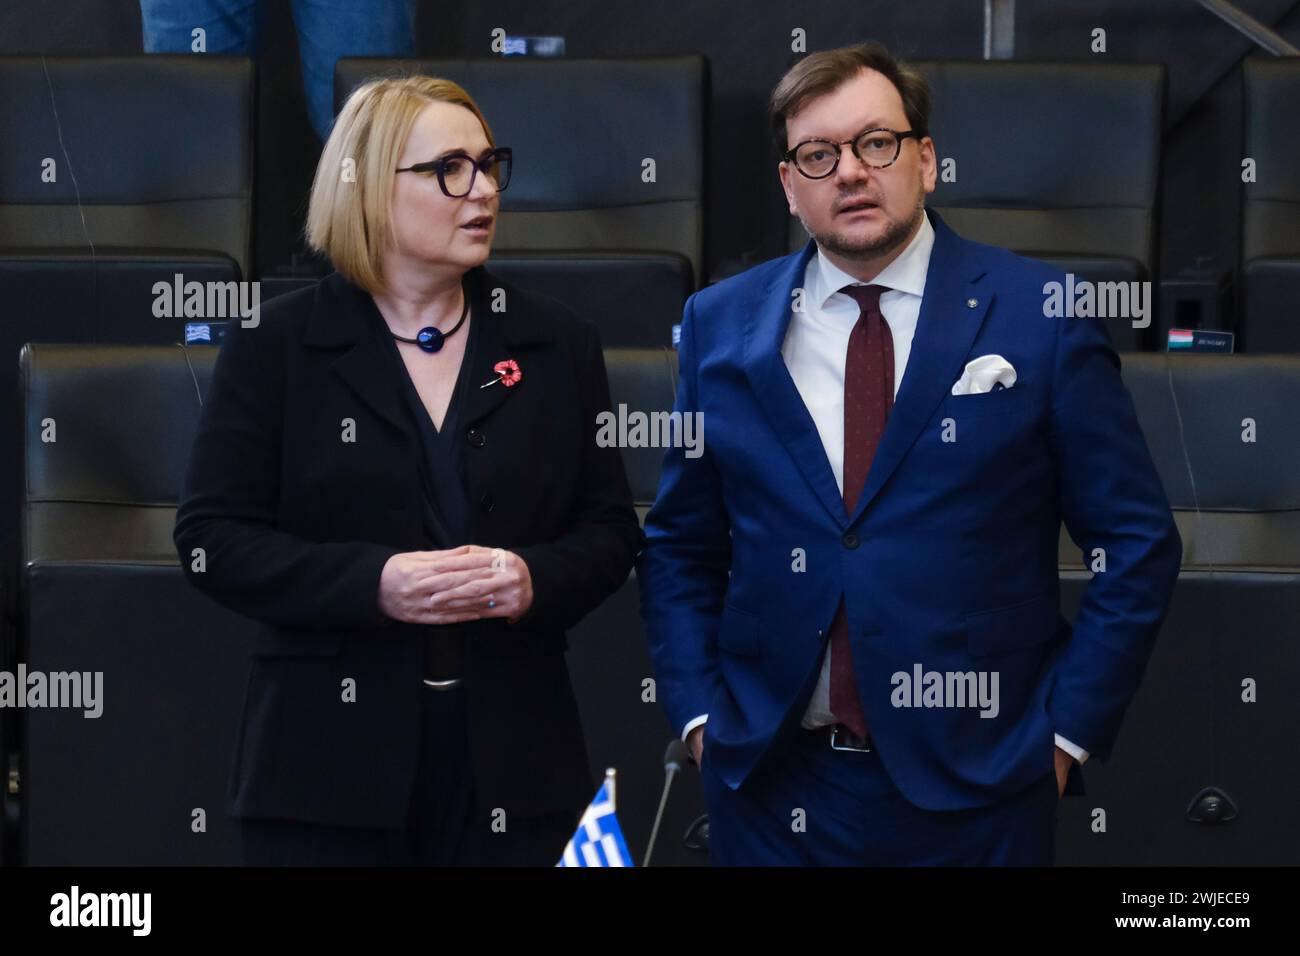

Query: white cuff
1054 733 1090 765
681 714 708 742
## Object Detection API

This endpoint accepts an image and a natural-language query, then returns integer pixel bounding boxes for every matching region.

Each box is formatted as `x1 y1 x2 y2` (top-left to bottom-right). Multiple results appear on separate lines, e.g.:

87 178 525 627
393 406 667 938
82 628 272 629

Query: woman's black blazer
173 267 644 827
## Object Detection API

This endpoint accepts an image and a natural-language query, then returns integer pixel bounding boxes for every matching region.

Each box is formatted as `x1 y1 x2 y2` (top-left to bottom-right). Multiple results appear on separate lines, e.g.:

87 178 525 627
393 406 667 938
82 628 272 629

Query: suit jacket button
479 493 494 513
842 532 860 549
466 427 486 448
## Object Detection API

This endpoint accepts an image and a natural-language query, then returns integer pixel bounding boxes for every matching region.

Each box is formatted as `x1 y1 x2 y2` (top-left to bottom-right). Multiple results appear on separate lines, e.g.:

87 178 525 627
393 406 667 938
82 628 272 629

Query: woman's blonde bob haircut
306 74 495 294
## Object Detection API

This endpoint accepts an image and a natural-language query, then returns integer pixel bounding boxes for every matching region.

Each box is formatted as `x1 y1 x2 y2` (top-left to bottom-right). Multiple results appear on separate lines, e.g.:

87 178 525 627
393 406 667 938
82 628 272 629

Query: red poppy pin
480 358 522 389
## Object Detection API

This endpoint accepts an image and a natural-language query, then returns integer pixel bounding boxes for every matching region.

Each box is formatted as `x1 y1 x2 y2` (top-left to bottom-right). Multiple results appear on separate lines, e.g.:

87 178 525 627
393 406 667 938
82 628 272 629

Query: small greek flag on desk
557 768 633 867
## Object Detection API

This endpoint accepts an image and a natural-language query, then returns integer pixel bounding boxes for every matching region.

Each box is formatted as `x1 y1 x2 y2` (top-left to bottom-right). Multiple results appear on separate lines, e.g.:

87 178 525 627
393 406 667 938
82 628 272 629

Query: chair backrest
601 346 679 510
1060 354 1300 569
0 55 253 277
1242 57 1300 266
1240 57 1300 352
489 253 688 347
335 56 707 285
20 343 216 566
918 60 1163 277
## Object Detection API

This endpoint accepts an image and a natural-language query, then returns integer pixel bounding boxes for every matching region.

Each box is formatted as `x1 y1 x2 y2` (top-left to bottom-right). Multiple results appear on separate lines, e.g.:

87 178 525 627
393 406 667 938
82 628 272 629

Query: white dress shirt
683 213 1089 766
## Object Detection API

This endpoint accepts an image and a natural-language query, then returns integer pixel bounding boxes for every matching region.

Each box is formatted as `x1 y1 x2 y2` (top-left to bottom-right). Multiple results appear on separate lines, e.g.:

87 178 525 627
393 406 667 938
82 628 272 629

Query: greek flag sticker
557 769 633 867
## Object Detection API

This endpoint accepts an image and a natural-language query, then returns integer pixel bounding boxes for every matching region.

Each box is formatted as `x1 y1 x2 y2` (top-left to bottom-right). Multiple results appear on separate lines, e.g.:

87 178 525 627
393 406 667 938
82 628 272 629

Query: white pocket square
951 354 1017 395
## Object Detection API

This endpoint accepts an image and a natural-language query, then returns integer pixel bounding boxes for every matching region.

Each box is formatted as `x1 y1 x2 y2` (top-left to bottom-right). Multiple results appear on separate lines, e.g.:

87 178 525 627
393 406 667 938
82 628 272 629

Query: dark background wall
2 0 1298 283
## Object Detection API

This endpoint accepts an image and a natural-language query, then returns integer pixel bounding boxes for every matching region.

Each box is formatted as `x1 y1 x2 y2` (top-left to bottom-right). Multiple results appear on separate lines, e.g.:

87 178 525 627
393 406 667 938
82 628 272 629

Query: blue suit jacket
638 209 1182 810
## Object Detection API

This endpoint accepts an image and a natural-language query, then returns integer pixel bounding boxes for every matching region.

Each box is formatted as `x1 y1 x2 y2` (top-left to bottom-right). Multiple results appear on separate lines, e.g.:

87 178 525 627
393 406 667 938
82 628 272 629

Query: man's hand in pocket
1054 745 1074 799
688 725 705 767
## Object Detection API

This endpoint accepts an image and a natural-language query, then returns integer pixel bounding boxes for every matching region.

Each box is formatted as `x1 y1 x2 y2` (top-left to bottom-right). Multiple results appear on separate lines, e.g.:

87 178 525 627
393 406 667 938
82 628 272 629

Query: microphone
664 738 690 773
642 739 691 867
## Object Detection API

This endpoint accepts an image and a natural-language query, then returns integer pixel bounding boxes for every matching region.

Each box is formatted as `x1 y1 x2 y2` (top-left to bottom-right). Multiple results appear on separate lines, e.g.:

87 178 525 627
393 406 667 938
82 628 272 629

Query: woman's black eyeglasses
785 127 921 179
396 147 513 198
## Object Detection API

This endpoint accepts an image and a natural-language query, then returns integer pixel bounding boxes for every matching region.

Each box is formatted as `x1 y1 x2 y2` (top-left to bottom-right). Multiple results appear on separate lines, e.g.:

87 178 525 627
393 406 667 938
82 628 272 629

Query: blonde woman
174 76 642 866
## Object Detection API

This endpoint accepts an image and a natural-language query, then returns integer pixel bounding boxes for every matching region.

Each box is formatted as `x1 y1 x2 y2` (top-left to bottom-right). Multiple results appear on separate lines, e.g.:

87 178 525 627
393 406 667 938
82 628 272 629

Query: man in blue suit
638 42 1182 865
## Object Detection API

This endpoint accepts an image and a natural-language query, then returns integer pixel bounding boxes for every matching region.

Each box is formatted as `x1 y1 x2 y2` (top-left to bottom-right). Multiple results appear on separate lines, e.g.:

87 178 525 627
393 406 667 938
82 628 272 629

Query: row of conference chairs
3 53 1299 354
3 52 1298 587
1 342 1297 866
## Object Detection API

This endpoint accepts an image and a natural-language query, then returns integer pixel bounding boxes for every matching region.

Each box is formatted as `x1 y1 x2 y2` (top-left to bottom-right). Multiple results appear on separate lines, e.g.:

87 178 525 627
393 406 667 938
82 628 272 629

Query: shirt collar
807 209 935 311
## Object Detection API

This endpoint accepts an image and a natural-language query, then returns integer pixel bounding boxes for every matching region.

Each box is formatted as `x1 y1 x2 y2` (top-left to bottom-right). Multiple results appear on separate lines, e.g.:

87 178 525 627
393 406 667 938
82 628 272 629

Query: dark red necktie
826 284 893 738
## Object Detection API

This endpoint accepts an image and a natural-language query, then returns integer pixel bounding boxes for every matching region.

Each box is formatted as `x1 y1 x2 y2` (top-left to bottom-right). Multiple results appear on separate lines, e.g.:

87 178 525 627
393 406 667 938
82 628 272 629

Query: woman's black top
367 274 483 681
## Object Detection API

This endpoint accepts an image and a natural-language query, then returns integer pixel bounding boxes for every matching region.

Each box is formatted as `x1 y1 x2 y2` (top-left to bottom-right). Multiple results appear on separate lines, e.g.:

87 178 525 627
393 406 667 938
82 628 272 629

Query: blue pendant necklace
390 287 469 353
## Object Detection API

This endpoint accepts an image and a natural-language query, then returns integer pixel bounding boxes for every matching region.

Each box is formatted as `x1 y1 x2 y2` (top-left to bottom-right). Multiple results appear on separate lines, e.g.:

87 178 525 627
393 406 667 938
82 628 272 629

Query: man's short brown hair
768 41 931 156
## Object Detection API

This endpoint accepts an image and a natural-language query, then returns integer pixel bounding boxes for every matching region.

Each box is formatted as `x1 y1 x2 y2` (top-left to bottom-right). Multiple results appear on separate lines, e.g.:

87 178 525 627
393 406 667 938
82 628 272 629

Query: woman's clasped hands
379 544 534 625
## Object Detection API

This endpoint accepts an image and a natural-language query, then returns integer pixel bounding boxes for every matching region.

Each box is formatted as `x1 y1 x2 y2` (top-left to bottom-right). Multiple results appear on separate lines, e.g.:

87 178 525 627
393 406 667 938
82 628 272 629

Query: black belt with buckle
818 723 872 752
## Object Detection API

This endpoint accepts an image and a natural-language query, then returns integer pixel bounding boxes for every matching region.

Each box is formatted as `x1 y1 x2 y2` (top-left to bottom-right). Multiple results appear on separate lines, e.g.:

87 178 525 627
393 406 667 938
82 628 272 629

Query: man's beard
806 194 925 261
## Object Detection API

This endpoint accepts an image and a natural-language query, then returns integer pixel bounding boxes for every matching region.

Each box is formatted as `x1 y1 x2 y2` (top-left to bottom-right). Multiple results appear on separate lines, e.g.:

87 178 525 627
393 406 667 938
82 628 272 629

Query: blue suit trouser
702 727 1058 866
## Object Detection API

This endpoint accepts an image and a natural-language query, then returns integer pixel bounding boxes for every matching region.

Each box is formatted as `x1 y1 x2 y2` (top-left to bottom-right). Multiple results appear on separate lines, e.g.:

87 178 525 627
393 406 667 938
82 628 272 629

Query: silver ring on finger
486 594 496 609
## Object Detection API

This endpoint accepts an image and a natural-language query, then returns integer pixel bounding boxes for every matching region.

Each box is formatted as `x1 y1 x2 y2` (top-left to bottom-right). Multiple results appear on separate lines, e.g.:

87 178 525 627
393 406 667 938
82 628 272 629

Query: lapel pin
967 298 979 309
480 358 523 389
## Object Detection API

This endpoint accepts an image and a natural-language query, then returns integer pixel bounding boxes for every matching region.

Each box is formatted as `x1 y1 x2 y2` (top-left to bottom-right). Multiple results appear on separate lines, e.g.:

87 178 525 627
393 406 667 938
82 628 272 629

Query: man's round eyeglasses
396 147 513 198
785 127 921 179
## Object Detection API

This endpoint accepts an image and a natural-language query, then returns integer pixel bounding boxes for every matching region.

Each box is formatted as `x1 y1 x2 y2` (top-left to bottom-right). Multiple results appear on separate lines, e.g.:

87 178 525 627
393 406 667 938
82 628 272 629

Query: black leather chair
483 253 689 349
563 347 708 865
1241 58 1300 353
0 57 255 715
602 347 679 518
0 55 252 274
788 61 1165 352
335 56 706 349
16 342 255 864
1057 354 1300 864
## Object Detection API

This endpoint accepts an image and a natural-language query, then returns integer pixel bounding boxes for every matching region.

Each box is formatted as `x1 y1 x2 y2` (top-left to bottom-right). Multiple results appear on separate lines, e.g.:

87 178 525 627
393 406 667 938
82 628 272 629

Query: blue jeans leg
139 0 260 54
289 0 416 141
